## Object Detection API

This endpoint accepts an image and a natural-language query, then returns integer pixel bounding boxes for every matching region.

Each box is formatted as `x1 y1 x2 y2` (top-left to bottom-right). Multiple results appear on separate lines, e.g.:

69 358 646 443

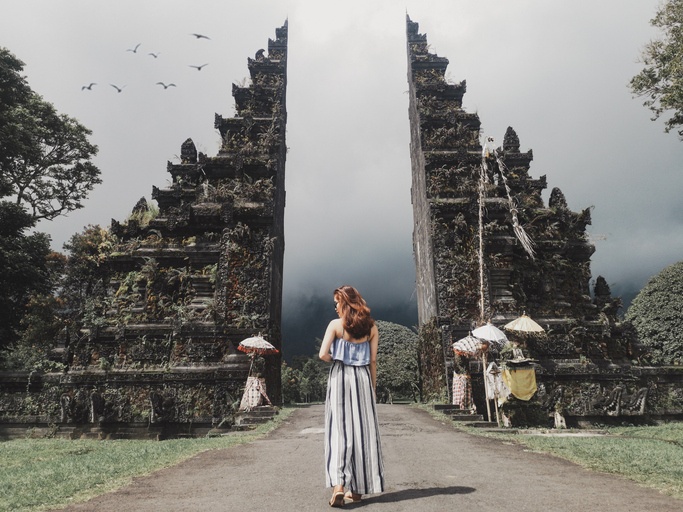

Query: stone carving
591 386 623 416
180 138 197 164
622 387 649 415
502 126 520 152
149 390 179 424
59 393 73 424
548 187 568 210
541 385 564 412
89 391 105 424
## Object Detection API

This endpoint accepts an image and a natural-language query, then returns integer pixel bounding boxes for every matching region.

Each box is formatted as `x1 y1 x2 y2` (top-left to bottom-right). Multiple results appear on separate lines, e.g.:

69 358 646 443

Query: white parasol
504 313 544 333
472 322 508 349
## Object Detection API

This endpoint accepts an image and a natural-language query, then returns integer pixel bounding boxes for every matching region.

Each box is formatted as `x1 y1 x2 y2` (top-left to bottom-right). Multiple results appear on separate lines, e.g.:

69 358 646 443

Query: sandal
329 485 345 507
344 491 361 502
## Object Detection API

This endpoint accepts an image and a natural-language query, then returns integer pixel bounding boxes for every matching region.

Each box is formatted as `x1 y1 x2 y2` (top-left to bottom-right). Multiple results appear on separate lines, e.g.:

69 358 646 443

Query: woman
319 285 385 507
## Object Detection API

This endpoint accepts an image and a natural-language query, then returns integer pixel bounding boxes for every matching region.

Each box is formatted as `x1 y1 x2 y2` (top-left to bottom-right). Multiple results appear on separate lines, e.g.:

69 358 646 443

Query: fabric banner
485 362 510 404
452 373 474 410
239 376 272 411
501 366 537 401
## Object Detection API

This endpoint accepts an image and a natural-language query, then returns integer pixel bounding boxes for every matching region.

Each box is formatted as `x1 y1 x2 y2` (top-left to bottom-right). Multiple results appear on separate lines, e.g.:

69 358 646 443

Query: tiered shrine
406 16 682 425
0 21 288 438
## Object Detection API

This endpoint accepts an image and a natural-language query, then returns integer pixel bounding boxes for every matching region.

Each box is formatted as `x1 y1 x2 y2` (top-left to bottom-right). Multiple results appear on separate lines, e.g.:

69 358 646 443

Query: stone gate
0 21 288 438
406 15 683 425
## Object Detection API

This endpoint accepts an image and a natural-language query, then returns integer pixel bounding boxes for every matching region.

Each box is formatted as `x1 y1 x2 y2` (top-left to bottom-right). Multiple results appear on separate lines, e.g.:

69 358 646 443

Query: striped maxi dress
324 340 385 495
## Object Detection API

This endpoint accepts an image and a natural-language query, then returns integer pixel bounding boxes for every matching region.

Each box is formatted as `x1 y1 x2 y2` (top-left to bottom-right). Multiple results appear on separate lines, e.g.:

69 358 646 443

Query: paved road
54 404 682 511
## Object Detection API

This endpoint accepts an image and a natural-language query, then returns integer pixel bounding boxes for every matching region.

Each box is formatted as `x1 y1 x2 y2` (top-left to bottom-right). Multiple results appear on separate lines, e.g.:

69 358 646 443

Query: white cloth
485 362 510 404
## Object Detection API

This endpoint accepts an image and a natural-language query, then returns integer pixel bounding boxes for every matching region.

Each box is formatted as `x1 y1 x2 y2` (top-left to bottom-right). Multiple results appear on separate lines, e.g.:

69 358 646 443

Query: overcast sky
3 1 683 357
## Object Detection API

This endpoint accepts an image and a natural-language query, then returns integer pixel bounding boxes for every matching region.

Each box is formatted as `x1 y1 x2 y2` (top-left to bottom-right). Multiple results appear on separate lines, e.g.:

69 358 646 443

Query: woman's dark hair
334 285 375 340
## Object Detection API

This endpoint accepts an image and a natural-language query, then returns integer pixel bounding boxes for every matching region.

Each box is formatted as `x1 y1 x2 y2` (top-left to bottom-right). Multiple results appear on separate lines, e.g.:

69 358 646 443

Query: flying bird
190 33 210 40
127 43 141 53
148 52 160 58
81 83 97 91
156 82 176 89
189 63 208 71
110 84 126 93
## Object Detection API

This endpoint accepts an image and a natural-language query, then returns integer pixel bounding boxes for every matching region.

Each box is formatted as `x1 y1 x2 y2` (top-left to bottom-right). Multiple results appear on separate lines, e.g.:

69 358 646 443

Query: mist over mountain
281 291 418 362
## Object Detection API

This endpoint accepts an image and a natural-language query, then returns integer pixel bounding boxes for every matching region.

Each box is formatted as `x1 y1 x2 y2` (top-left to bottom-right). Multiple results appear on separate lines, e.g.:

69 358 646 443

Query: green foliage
630 0 683 138
0 48 102 220
1 293 66 371
280 356 327 404
0 202 51 351
61 225 115 304
0 47 101 358
376 320 420 402
299 358 327 402
0 408 294 512
0 48 31 196
418 318 447 402
281 362 301 403
461 422 683 499
126 200 159 228
625 260 683 364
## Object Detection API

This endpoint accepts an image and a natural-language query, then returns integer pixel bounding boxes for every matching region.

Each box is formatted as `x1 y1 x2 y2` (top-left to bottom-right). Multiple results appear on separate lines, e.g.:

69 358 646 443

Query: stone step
450 414 486 422
236 416 273 425
234 406 278 426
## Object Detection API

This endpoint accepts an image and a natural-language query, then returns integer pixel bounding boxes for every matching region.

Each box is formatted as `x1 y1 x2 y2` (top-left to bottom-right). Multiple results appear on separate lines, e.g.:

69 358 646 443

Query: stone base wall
0 366 250 439
469 362 683 427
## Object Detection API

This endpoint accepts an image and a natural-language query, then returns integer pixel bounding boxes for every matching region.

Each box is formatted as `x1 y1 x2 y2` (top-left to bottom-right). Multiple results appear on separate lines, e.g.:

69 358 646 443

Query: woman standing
319 285 385 507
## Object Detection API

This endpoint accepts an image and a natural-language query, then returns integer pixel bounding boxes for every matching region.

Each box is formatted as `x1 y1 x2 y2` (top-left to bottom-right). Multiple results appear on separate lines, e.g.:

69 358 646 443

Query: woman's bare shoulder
328 318 343 333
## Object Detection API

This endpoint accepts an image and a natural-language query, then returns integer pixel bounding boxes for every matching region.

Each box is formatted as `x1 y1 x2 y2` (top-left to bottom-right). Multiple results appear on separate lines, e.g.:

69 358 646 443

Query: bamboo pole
482 351 492 422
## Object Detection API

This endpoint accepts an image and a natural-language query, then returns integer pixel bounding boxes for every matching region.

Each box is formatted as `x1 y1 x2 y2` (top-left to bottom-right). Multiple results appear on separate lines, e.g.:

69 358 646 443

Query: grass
456 419 683 500
0 407 294 512
4 406 682 510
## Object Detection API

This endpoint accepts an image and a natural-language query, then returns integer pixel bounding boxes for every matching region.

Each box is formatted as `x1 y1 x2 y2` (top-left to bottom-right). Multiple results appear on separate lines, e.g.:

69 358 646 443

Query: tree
0 47 101 220
630 0 683 138
60 225 114 310
0 48 31 196
625 260 683 365
376 320 420 402
0 202 51 350
281 362 302 404
0 47 101 356
299 358 327 403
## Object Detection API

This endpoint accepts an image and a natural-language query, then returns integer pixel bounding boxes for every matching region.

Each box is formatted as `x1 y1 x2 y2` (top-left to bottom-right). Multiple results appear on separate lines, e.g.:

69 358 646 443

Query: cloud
3 1 683 358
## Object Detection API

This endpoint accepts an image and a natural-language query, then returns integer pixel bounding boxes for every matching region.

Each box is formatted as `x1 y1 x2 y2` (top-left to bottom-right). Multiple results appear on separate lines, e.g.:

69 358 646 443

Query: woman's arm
368 324 379 391
319 319 340 362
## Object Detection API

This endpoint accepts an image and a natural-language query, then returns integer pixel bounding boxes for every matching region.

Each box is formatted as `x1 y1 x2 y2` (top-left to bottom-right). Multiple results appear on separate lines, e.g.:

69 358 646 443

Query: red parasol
238 335 279 356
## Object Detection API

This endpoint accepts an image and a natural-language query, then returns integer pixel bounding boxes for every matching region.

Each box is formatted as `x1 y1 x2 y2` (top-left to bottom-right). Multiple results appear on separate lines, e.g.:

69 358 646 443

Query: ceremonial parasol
504 313 544 333
238 335 279 377
238 335 279 356
472 322 508 349
452 335 485 357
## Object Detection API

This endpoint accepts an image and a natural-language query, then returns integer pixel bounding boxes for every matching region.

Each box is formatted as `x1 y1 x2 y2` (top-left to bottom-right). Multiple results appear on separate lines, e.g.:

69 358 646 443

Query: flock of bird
81 33 211 93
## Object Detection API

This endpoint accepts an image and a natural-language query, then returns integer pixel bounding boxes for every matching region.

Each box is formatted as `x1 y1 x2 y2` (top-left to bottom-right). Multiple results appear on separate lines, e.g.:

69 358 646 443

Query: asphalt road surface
53 404 682 512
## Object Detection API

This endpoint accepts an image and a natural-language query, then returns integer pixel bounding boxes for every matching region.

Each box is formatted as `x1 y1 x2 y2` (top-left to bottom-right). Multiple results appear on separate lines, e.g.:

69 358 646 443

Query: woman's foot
344 491 362 502
329 485 345 507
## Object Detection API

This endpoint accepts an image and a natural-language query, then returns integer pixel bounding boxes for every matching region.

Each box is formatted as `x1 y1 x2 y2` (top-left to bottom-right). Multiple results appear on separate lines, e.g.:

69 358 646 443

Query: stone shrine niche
406 15 681 425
